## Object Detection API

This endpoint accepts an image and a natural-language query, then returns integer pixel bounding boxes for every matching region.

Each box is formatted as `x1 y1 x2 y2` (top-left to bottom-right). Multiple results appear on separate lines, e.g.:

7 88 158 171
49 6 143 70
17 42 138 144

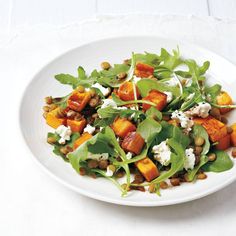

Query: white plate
20 36 236 206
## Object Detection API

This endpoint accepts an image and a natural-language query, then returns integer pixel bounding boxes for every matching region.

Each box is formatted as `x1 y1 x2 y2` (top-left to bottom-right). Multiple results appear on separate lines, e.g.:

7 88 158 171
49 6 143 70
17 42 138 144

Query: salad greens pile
43 47 236 196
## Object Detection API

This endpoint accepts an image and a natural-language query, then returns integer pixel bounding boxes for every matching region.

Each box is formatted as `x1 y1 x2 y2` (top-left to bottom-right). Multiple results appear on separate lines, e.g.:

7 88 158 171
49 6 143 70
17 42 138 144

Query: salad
43 47 236 196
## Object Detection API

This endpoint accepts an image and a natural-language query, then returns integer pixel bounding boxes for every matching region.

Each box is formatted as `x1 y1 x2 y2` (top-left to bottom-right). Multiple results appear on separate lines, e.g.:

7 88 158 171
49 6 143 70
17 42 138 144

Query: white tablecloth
1 15 236 236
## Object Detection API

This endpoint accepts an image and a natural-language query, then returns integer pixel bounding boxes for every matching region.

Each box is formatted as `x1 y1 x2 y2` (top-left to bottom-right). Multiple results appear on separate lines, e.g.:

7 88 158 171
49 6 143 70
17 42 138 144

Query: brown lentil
232 148 236 158
98 160 109 170
121 183 130 191
108 164 116 173
74 113 83 121
115 170 125 178
195 155 200 165
89 98 99 107
89 172 97 179
79 167 86 176
66 146 73 153
162 115 170 121
227 126 233 134
89 88 96 97
148 183 156 193
47 136 57 144
56 107 66 118
194 146 203 156
101 61 111 70
45 96 53 105
117 72 127 80
210 107 221 120
221 116 228 124
208 153 217 161
134 174 145 184
60 146 69 155
197 172 207 180
170 178 180 186
160 181 168 189
87 159 99 169
194 136 205 146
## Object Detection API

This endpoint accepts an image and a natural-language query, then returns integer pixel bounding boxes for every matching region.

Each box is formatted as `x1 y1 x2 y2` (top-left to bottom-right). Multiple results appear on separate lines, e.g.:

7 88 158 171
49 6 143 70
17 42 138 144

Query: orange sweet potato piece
192 117 206 125
121 132 145 155
230 123 236 146
67 118 86 133
73 132 92 150
143 89 167 111
201 116 227 142
118 81 140 101
135 157 159 182
67 91 91 112
46 107 66 129
216 134 231 150
134 62 154 78
216 91 233 114
111 118 136 138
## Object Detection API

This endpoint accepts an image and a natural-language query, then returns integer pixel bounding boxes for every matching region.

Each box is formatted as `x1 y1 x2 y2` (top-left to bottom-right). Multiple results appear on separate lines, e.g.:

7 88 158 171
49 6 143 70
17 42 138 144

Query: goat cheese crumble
87 153 109 161
92 83 110 96
164 91 173 103
152 140 171 166
171 110 194 132
84 124 96 134
55 125 72 144
187 102 211 118
101 99 117 109
184 148 196 170
126 152 133 160
165 78 178 86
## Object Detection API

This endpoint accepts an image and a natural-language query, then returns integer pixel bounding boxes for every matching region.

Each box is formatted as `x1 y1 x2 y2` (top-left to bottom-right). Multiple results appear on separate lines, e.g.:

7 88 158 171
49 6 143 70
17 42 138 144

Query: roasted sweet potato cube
73 132 92 150
230 123 236 146
46 107 66 129
121 132 145 155
134 62 154 78
193 117 206 125
216 134 231 150
67 118 86 133
67 91 91 112
118 81 140 101
216 91 233 114
135 157 159 182
143 90 167 111
201 116 227 142
111 118 136 138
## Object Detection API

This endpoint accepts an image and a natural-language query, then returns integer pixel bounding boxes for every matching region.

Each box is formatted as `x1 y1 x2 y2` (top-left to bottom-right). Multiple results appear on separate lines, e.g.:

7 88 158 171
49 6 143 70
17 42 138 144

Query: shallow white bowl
20 36 236 206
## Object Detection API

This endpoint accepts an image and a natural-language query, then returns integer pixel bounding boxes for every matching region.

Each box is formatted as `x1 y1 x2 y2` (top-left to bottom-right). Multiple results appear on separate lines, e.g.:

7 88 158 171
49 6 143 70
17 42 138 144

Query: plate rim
19 35 236 207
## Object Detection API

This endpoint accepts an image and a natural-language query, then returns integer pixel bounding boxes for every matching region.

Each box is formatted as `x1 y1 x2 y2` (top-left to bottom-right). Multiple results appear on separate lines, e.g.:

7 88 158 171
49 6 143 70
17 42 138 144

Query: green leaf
192 125 210 155
205 84 221 102
136 78 181 97
77 66 87 80
202 150 233 172
146 107 162 120
137 117 162 141
151 138 185 184
134 52 160 67
187 155 208 181
55 74 79 89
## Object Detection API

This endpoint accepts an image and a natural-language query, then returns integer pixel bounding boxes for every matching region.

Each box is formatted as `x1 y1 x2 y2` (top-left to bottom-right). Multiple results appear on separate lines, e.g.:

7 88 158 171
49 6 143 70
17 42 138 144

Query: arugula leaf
146 107 162 120
202 150 233 172
151 138 185 184
187 155 208 181
136 78 181 97
137 117 162 141
134 52 160 67
55 74 79 89
204 84 221 102
192 125 210 155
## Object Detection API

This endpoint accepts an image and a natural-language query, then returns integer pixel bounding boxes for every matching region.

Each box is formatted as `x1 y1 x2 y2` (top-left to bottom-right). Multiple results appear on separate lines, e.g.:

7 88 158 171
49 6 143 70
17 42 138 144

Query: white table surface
1 5 236 236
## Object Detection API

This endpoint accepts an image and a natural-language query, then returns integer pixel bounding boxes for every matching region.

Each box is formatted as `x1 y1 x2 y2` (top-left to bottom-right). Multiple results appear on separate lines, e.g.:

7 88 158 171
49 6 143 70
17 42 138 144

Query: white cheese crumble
87 153 109 161
92 83 110 96
152 140 171 166
55 125 72 144
132 76 141 84
184 148 196 170
84 124 96 134
101 99 117 109
187 102 211 118
126 152 133 160
165 78 178 87
105 166 114 177
164 91 173 103
185 79 192 87
186 93 195 100
171 110 194 132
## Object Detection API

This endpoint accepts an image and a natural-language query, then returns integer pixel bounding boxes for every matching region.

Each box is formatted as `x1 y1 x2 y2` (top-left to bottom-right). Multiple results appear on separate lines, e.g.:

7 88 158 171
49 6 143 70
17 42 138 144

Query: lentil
98 160 109 170
232 148 236 158
87 160 99 169
160 181 168 189
208 153 217 161
194 136 205 146
101 61 111 70
197 172 207 180
170 178 180 186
